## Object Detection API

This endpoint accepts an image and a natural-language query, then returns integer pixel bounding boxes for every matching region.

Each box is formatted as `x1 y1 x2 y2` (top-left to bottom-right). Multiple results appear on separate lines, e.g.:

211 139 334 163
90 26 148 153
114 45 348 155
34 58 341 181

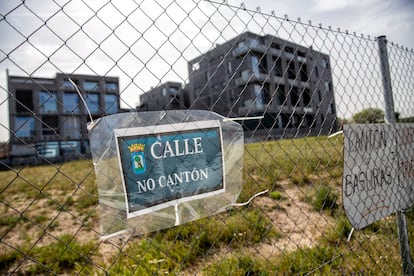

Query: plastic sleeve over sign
88 110 244 238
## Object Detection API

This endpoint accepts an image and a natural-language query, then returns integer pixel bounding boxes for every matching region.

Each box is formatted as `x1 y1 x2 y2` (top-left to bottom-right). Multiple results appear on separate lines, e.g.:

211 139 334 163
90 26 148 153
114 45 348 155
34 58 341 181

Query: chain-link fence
0 0 413 274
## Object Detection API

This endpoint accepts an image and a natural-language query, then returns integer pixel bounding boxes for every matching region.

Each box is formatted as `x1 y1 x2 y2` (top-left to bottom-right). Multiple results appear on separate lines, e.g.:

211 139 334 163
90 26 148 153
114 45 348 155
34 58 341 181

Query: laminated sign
114 120 225 218
88 110 244 237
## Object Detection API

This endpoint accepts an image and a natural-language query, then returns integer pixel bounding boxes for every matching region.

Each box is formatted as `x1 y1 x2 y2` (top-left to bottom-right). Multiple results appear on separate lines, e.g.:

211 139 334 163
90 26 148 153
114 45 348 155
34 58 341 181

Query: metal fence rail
0 0 413 274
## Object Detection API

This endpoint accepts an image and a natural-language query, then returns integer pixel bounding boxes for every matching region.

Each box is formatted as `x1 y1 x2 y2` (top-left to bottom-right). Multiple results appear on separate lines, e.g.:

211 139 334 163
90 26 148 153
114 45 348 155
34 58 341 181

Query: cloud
310 0 378 12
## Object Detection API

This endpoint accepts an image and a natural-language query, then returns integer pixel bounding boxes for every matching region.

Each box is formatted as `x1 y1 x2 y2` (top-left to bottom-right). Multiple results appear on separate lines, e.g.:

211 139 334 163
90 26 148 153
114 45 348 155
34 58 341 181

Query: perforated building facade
185 32 338 140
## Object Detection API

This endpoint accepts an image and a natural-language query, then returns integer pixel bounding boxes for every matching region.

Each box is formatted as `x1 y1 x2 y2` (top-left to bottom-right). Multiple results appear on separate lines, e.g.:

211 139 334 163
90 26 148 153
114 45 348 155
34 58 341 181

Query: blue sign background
117 127 224 215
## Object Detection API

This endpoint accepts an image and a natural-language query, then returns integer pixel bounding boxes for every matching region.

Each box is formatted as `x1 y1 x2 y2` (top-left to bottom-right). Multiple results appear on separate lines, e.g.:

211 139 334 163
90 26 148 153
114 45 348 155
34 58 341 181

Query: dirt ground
1 178 335 274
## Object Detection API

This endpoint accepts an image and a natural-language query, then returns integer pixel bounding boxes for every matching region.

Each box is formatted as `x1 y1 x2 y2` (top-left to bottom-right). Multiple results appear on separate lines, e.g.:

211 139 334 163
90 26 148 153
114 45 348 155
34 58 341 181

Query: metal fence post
378 35 413 276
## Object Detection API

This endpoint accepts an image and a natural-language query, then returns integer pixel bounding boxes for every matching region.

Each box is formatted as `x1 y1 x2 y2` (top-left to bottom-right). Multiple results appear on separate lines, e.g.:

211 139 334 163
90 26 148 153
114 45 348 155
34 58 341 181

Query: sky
246 0 414 47
0 0 413 142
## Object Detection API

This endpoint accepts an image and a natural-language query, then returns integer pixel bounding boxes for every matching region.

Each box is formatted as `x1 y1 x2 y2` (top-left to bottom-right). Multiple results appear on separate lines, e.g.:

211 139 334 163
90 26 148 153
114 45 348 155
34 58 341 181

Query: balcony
232 39 283 58
232 39 266 57
297 55 307 63
238 105 266 116
235 70 270 86
286 78 310 88
283 52 295 60
273 75 284 84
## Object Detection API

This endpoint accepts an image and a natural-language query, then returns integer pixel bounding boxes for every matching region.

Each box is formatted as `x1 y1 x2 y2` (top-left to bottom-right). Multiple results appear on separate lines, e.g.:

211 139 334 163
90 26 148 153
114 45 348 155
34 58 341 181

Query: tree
352 108 384 123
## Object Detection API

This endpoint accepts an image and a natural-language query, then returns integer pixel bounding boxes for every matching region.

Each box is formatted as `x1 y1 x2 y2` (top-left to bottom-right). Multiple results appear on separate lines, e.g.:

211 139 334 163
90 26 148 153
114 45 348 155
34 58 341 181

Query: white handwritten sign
395 124 414 209
343 123 414 230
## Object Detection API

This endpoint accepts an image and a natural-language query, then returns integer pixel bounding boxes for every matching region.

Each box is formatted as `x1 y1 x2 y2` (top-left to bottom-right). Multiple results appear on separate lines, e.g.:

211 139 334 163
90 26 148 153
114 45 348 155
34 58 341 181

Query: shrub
313 185 338 211
0 249 22 272
203 254 270 275
27 234 95 274
269 191 283 200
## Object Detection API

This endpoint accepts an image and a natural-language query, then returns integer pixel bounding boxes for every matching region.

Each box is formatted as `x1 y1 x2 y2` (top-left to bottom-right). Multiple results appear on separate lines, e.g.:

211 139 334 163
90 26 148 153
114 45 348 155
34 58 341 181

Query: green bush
269 191 283 200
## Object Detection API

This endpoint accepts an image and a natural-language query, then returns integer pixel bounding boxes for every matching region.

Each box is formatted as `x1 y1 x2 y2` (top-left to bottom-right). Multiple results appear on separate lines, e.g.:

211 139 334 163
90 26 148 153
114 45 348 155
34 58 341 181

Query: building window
227 61 232 74
62 117 81 139
303 89 312 106
290 87 300 106
104 94 118 114
15 116 35 138
238 41 247 49
63 92 81 114
82 140 91 155
15 89 33 113
169 87 178 94
324 81 330 92
36 141 59 158
321 58 329 69
277 85 286 105
105 82 118 92
84 81 99 91
305 114 315 128
273 57 283 77
285 46 294 54
85 93 100 114
287 60 296 79
251 55 259 75
328 103 335 114
281 113 290 128
299 62 308 82
192 62 200 71
251 54 267 75
293 114 301 128
39 91 58 114
271 42 281 50
41 115 59 136
161 86 178 98
253 84 264 109
61 80 76 90
61 140 81 156
298 51 306 59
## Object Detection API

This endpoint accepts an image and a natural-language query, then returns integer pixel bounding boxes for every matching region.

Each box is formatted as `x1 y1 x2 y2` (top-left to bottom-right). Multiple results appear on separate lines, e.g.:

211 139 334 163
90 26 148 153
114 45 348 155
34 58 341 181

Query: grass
107 208 279 274
27 234 96 274
312 184 338 212
0 215 20 227
203 253 272 275
241 136 342 202
0 136 413 274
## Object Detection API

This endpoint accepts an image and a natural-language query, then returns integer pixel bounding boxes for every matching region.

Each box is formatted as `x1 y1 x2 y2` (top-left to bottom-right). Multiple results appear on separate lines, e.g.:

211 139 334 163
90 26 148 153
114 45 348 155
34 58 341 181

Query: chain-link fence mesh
0 0 413 274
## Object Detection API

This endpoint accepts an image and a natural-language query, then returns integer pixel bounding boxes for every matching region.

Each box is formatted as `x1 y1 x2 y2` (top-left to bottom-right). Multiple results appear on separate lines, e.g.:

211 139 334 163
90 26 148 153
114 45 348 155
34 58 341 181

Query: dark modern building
139 32 338 140
186 32 337 139
139 82 187 111
7 72 120 164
